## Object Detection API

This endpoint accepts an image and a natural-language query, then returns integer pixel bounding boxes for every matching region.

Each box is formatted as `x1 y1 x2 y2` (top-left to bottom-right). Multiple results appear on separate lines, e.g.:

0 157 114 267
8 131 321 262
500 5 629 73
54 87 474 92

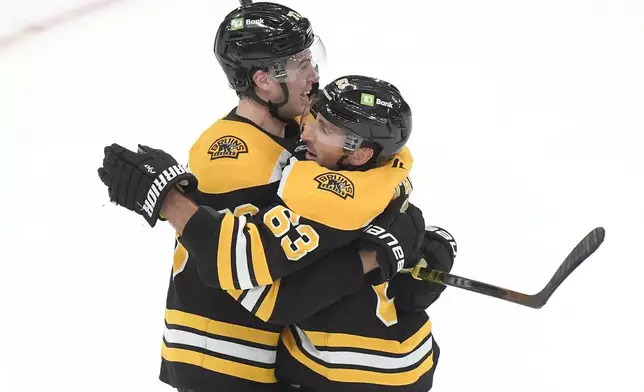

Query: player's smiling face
250 50 320 120
300 114 348 169
282 51 320 117
261 50 320 119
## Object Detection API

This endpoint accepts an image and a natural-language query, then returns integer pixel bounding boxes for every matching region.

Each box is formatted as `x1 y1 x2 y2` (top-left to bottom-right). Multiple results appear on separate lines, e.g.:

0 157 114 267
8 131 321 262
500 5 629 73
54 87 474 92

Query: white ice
1 0 643 391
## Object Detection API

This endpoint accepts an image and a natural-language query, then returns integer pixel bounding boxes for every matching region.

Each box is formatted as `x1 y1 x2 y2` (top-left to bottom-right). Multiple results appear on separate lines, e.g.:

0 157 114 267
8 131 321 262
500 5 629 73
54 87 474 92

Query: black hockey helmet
214 2 323 121
313 75 412 162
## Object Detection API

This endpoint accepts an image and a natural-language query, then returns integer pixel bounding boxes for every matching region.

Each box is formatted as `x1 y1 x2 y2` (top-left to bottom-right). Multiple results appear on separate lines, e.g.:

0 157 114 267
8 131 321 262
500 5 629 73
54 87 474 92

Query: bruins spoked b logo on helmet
314 172 355 199
208 136 249 160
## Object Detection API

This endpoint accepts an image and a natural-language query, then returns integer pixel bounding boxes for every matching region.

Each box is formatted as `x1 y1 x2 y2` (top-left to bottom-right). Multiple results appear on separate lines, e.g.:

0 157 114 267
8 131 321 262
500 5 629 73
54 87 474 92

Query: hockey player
96 3 447 392
163 75 456 392
276 77 457 392
98 74 454 392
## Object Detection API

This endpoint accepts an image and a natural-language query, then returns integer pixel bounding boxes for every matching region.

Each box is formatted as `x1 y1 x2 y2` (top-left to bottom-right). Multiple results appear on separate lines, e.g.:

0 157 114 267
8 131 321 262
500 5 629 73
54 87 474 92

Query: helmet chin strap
249 83 292 124
248 78 319 125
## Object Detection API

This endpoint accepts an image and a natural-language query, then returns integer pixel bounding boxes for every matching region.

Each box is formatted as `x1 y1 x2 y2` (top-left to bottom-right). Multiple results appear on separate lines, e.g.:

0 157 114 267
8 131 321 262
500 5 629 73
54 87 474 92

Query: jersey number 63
263 205 320 261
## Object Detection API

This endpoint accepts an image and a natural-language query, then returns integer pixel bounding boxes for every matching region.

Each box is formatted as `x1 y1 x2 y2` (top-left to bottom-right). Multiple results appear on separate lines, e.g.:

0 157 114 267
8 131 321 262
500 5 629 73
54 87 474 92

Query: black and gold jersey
160 107 434 392
277 281 438 392
178 147 413 291
160 109 368 392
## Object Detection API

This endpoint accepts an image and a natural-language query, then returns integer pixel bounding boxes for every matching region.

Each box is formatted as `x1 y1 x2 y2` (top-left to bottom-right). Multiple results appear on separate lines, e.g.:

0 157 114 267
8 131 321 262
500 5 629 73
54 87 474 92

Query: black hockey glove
97 143 198 228
358 198 426 284
391 226 458 312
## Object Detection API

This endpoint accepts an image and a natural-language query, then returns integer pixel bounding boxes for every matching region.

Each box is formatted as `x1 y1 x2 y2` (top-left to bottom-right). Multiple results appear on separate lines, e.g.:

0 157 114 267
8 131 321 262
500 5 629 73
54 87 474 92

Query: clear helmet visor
268 35 327 84
265 35 327 117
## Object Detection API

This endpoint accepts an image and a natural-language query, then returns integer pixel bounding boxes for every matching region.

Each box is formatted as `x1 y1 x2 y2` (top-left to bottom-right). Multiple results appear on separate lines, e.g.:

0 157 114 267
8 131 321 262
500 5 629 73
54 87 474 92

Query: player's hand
392 226 457 312
97 143 198 227
358 198 425 284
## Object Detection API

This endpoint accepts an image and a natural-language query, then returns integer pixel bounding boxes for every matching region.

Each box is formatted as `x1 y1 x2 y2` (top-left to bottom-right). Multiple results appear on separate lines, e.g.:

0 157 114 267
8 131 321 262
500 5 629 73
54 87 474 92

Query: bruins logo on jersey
208 136 248 160
314 172 355 200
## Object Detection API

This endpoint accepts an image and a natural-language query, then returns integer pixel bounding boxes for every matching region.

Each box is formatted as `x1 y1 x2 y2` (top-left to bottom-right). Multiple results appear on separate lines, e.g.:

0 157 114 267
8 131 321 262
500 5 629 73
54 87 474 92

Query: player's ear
347 146 374 166
252 69 273 93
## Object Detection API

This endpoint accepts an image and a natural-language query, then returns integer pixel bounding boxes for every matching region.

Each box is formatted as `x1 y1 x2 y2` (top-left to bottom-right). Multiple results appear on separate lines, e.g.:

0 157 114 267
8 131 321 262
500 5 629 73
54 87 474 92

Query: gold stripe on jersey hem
163 328 276 364
162 343 277 384
292 326 433 370
280 328 434 386
302 319 432 355
165 309 279 346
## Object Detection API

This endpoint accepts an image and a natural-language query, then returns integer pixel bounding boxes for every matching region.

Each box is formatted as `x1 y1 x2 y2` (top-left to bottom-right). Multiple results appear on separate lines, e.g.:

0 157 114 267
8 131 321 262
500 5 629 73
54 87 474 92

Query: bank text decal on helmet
214 2 324 120
315 75 412 163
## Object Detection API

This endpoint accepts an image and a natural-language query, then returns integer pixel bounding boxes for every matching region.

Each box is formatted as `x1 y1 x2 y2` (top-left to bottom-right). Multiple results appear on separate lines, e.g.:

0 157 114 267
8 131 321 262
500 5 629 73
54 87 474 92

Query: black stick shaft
415 269 539 308
412 227 605 309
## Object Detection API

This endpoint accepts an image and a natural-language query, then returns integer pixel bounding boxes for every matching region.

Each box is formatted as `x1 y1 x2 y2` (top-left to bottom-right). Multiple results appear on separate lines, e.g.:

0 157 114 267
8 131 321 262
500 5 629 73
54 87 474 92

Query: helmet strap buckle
269 60 287 79
342 132 364 155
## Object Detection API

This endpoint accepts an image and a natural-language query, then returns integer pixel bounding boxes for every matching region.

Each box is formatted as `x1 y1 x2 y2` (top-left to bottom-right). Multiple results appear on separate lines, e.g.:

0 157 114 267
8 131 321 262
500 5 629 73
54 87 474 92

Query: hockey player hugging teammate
97 3 457 392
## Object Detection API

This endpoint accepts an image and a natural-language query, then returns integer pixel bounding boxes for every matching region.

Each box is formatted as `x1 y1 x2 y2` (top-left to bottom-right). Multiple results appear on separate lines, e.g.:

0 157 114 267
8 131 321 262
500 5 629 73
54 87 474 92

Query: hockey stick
409 227 605 309
239 0 253 5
